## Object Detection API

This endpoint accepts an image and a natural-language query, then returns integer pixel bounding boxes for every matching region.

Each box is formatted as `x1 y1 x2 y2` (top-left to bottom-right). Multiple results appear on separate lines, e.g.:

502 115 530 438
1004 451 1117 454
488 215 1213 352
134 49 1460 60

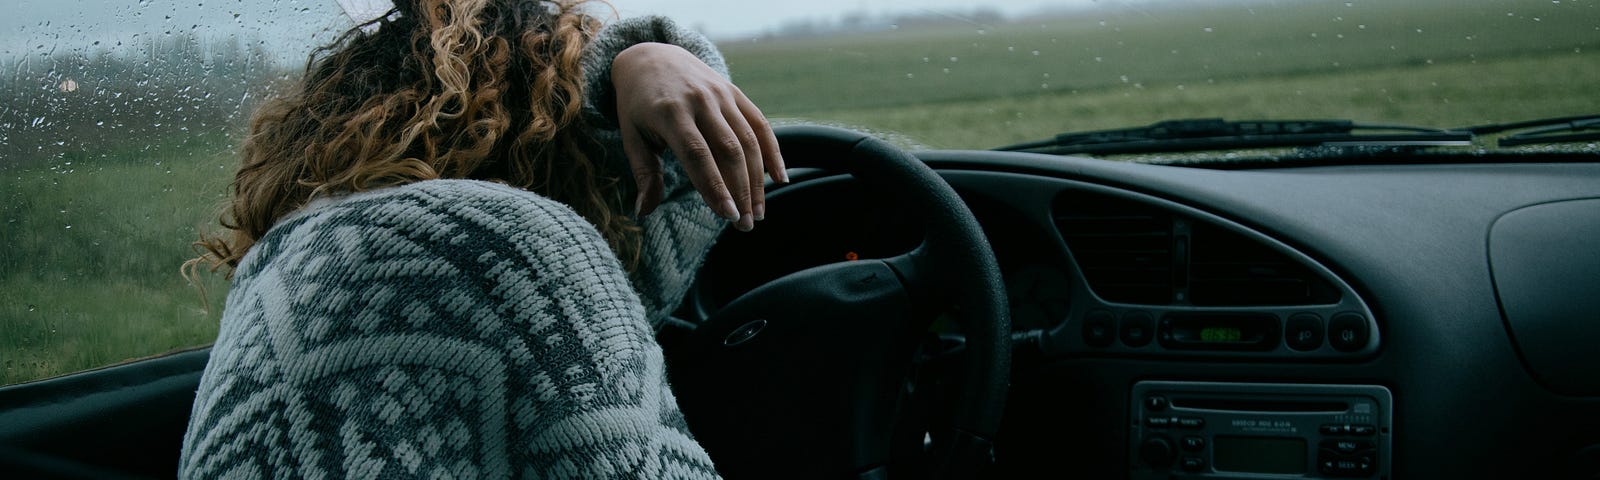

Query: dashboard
683 150 1600 479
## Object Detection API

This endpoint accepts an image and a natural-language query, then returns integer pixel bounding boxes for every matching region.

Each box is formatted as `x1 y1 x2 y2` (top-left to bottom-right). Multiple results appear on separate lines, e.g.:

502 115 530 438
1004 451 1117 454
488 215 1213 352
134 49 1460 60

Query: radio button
1320 423 1344 435
1139 437 1175 468
1146 416 1175 428
1180 456 1207 472
1350 424 1377 436
1121 311 1155 347
1321 439 1375 454
1145 395 1169 411
1181 436 1206 452
1318 450 1379 477
1329 313 1371 352
1083 310 1116 347
1177 417 1206 429
1286 313 1325 351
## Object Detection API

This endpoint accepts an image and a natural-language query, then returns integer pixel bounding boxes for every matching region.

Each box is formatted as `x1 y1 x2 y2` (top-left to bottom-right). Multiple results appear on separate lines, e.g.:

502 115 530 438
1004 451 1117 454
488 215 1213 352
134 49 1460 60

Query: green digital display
1199 326 1244 343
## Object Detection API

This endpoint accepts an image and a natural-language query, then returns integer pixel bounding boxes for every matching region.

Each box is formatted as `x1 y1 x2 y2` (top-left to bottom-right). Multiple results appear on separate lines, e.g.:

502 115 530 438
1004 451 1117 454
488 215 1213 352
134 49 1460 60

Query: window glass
4 0 1597 385
2 1 345 385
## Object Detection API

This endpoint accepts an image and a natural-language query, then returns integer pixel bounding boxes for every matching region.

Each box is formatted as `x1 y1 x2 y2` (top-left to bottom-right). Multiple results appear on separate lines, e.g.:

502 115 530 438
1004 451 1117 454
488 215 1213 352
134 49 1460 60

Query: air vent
1054 191 1340 306
1054 192 1175 304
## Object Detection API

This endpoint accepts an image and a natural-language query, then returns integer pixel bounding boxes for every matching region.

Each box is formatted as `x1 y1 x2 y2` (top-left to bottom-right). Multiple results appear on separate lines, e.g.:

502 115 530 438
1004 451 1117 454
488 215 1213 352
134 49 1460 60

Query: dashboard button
1146 416 1174 428
1286 313 1325 351
1139 437 1175 468
1349 424 1377 436
1083 310 1116 347
1329 313 1371 352
1146 395 1169 411
1180 456 1207 472
1181 436 1206 452
1321 439 1374 454
1177 417 1205 429
1121 311 1155 347
1320 423 1344 435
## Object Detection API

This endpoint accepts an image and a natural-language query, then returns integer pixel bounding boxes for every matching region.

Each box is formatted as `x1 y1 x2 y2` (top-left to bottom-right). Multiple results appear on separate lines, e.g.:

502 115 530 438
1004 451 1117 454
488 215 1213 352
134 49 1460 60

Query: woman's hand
611 42 787 232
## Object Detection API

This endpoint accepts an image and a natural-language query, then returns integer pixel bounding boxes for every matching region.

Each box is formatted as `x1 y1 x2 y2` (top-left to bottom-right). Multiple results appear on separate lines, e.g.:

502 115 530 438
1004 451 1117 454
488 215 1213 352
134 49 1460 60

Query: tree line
1 32 288 168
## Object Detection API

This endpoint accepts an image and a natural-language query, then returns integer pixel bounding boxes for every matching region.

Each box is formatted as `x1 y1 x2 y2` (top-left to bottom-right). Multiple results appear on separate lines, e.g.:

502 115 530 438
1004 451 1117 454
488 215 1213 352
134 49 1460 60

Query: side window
1 1 345 386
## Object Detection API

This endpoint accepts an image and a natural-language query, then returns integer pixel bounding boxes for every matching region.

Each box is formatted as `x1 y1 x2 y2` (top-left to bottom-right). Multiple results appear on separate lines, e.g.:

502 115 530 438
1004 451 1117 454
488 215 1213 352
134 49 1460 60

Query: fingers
660 110 741 224
736 92 788 184
620 123 666 217
718 98 766 223
693 106 756 232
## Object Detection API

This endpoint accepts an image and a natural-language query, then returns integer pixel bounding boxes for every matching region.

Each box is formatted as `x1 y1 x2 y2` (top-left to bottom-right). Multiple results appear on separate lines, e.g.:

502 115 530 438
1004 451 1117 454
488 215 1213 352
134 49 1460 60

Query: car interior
3 122 1598 478
3 1 1599 479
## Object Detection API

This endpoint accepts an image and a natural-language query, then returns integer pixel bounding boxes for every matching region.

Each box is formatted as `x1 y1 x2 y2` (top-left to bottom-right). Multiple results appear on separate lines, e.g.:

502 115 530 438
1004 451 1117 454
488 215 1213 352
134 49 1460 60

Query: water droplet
1031 50 1040 56
948 56 958 62
1203 27 1214 33
905 73 914 79
27 305 36 312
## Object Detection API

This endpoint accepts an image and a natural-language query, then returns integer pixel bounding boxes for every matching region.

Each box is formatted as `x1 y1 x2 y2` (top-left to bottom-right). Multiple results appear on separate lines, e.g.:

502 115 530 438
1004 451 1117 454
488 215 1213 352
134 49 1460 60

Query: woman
179 0 780 477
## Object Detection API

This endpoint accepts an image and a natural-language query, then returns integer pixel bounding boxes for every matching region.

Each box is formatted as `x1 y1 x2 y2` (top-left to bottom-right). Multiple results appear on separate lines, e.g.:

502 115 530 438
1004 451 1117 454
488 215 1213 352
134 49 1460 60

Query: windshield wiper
994 118 1472 156
1462 114 1600 147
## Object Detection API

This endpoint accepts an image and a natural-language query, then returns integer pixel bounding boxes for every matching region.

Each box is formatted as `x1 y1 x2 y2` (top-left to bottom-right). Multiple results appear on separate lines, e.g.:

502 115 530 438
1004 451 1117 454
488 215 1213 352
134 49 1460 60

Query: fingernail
753 203 766 221
735 213 754 232
776 166 790 184
718 199 740 221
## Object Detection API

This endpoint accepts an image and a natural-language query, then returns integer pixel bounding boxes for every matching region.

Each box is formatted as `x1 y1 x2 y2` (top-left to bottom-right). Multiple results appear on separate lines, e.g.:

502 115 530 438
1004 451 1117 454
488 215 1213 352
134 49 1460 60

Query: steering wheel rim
668 126 1010 478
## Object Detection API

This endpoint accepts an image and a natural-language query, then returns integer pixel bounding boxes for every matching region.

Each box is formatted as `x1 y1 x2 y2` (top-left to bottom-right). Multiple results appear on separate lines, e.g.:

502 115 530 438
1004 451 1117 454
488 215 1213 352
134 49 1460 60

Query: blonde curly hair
190 0 640 279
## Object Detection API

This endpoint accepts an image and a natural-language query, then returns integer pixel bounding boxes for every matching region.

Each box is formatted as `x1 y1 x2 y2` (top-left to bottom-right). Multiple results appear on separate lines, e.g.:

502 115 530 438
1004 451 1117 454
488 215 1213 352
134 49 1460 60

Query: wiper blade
1462 114 1600 147
994 118 1471 156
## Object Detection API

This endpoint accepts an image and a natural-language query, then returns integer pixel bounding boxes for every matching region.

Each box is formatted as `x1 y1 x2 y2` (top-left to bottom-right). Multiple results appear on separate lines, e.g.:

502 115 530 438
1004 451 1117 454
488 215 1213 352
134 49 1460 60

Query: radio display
1213 436 1306 474
1199 326 1244 342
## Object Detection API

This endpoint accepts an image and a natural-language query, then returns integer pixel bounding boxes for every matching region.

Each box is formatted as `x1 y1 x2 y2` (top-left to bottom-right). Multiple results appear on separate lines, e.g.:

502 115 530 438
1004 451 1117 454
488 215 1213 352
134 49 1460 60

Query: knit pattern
180 16 731 479
580 15 728 326
180 181 718 479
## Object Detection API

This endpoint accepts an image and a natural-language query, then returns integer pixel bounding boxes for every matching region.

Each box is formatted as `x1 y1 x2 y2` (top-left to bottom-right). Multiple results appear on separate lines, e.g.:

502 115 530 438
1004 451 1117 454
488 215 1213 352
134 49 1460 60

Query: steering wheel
666 126 1011 479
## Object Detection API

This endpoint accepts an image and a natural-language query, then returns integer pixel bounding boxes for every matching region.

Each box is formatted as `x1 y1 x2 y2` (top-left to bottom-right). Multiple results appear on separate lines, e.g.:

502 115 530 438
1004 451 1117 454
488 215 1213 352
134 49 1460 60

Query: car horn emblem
723 319 768 346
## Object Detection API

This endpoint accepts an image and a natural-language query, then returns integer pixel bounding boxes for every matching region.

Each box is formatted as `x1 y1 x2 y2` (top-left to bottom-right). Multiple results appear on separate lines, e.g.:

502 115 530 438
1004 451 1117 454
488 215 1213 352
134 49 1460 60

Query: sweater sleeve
178 180 720 479
581 16 730 327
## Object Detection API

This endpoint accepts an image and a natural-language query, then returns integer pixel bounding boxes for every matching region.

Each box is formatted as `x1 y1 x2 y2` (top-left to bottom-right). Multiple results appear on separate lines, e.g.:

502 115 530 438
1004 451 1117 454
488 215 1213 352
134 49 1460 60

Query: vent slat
1056 191 1340 307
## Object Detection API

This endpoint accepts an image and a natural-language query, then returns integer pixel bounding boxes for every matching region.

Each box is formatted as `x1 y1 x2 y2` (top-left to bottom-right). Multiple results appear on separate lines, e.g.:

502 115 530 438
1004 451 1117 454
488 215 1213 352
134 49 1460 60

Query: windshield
2 0 1595 386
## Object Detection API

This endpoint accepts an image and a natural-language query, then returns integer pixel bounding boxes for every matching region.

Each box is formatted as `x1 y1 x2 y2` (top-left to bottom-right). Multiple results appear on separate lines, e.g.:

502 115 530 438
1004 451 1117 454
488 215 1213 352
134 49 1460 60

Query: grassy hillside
722 0 1598 120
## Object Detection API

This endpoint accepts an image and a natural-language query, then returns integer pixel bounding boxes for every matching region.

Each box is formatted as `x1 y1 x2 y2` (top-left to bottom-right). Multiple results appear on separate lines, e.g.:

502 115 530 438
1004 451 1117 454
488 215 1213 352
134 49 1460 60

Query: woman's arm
581 16 782 325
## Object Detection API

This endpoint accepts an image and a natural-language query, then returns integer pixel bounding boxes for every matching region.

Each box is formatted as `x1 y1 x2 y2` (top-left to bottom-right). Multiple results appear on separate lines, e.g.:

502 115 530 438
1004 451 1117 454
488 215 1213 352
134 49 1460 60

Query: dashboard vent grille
1054 191 1340 306
1054 192 1175 304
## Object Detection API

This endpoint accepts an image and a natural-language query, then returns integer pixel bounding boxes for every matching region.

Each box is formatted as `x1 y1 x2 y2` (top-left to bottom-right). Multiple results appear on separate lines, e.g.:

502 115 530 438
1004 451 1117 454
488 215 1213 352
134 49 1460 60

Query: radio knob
1139 436 1175 468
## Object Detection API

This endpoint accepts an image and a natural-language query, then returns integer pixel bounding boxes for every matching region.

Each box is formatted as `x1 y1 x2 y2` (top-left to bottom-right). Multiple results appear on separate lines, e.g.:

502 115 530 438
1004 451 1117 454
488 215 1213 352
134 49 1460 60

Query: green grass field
1 139 232 385
3 0 1598 385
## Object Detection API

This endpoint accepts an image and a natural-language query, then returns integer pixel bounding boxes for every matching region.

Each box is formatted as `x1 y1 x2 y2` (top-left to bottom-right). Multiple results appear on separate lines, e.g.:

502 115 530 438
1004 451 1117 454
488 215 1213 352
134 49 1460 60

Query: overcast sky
4 0 1119 60
609 0 1098 38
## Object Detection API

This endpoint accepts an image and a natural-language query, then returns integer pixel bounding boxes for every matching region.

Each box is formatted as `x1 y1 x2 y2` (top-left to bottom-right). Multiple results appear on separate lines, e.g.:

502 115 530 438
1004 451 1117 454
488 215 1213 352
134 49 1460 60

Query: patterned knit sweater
179 17 728 479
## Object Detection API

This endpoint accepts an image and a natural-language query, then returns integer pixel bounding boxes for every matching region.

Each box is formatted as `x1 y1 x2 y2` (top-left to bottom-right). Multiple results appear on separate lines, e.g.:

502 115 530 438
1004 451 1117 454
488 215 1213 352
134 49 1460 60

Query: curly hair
188 0 640 280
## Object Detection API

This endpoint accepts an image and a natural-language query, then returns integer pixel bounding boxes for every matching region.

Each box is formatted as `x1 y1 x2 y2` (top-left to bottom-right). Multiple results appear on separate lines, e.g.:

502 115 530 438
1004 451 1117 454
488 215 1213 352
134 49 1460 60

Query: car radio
1129 381 1392 479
